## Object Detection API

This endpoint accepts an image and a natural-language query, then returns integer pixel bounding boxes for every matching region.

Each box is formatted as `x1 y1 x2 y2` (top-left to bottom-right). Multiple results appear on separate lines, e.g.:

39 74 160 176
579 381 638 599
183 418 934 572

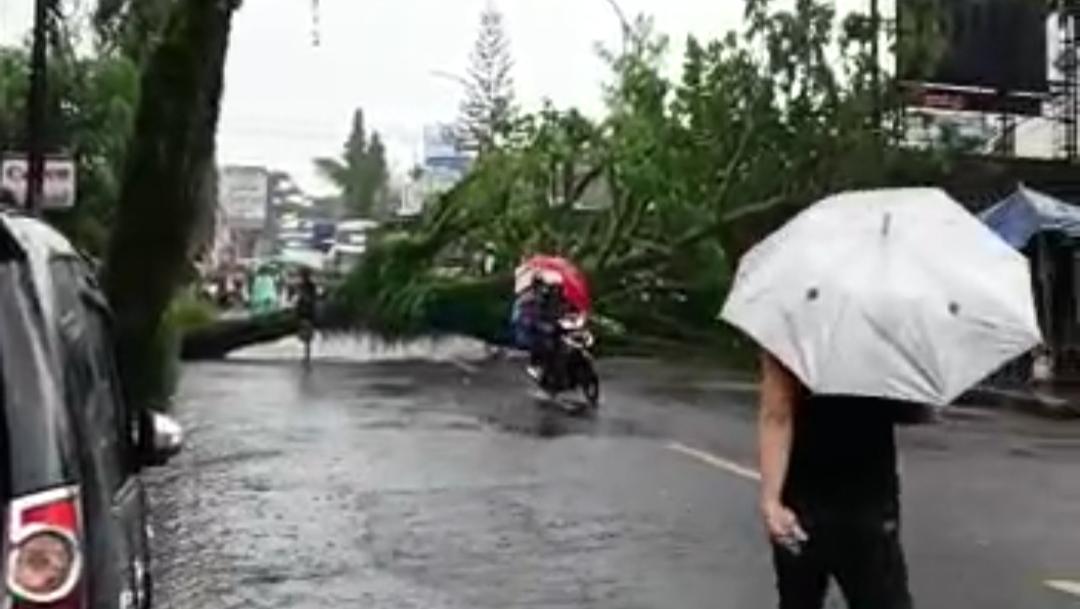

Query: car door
77 268 150 609
51 258 147 609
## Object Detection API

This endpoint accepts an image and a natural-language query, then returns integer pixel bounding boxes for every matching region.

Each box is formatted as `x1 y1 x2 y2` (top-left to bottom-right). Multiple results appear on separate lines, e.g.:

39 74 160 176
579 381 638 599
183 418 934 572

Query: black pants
772 509 912 609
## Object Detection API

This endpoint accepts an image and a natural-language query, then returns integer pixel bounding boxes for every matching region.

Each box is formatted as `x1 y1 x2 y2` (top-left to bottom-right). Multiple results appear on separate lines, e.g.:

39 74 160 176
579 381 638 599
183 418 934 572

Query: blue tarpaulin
980 185 1080 249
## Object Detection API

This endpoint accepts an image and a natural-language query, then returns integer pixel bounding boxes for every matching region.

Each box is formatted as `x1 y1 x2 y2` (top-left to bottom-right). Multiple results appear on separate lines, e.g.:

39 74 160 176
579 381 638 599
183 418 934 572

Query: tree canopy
458 4 517 153
336 0 965 356
0 45 140 255
315 108 390 219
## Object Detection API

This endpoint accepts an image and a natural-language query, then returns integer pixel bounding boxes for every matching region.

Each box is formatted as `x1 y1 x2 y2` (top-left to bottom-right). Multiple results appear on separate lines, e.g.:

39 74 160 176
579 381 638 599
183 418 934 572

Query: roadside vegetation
1 0 239 407
332 0 967 355
0 0 972 405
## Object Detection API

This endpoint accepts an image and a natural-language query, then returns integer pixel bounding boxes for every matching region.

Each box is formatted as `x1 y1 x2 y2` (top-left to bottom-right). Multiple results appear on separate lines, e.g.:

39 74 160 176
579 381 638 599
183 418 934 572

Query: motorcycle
531 313 600 411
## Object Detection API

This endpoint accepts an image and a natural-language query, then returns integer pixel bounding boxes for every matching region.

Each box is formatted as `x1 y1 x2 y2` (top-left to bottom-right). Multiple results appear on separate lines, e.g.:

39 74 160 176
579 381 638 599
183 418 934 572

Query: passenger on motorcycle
512 274 578 380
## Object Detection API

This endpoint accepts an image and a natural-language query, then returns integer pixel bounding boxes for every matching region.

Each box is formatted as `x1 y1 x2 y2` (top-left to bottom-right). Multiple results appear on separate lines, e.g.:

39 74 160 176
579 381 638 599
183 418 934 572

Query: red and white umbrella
515 255 591 313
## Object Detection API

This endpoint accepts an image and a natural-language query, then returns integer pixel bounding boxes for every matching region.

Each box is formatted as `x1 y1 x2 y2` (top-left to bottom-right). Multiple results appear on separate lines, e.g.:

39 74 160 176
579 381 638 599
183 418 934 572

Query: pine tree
458 4 516 153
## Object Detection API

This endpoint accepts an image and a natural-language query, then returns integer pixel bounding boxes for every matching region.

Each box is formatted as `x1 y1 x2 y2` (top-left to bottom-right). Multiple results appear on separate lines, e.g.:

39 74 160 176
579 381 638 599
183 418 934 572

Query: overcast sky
1 0 870 193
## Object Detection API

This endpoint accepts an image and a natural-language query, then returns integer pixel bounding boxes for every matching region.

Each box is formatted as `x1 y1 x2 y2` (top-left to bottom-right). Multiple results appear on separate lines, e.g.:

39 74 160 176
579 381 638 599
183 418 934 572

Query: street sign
0 154 77 210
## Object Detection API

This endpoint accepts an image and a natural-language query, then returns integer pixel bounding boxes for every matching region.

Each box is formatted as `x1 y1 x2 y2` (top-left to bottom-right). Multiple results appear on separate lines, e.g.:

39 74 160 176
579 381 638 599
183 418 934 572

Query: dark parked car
0 211 182 609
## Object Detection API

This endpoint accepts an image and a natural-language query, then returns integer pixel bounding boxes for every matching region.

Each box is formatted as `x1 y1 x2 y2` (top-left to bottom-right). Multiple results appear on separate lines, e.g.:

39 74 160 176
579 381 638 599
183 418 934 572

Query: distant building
215 165 271 263
396 123 473 217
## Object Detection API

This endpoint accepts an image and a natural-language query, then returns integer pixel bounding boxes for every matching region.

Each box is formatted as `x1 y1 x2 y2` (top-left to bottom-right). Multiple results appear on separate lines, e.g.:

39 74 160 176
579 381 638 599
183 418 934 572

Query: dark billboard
898 0 1049 94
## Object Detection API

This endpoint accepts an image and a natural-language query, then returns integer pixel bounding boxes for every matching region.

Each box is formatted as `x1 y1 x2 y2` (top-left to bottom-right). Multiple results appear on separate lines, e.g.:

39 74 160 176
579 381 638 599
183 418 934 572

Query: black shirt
297 278 317 321
782 394 903 516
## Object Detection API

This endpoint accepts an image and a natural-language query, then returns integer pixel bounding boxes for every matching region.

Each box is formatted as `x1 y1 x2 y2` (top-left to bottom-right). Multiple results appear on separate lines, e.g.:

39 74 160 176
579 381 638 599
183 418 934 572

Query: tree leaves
458 5 517 154
314 108 390 219
339 0 963 350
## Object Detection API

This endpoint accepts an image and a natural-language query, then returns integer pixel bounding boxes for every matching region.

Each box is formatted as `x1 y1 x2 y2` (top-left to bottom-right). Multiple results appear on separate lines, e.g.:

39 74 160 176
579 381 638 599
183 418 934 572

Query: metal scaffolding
1056 1 1080 160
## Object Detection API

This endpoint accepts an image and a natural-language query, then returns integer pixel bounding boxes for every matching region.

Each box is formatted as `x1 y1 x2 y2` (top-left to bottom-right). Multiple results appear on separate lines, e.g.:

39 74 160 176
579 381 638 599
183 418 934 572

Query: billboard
0 155 77 210
219 166 268 229
899 0 1049 96
423 123 473 168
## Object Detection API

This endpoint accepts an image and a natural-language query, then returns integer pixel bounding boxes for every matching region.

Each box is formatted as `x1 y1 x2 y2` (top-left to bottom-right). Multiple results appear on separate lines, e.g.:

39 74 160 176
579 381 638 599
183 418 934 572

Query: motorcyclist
529 278 569 376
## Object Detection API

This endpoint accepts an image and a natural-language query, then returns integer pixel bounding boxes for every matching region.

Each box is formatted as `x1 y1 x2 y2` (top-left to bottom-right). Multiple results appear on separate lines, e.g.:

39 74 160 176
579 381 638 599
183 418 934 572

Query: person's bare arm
758 352 805 541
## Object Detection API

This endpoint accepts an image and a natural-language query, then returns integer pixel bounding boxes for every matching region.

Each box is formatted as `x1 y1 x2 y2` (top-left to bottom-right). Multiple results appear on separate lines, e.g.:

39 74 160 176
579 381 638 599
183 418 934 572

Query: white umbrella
721 188 1042 406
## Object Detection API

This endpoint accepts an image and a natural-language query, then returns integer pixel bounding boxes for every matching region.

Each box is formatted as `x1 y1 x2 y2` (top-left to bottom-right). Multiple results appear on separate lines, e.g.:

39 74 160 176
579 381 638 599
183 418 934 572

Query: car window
50 258 128 493
80 292 135 475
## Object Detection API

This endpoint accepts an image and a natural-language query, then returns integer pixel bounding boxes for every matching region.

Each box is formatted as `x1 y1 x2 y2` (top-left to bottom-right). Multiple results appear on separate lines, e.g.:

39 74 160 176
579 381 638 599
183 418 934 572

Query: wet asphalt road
146 339 1080 609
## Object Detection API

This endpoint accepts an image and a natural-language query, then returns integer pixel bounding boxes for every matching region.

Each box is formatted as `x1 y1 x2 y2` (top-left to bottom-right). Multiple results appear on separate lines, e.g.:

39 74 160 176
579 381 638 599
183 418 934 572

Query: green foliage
314 108 390 218
167 289 219 333
143 289 217 410
104 0 239 409
0 1 235 408
0 46 140 255
336 0 961 354
458 4 517 153
94 0 179 65
894 0 948 82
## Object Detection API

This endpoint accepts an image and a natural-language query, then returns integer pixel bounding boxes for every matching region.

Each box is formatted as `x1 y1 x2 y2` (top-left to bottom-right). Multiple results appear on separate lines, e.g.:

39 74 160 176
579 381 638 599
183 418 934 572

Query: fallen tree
328 2 960 356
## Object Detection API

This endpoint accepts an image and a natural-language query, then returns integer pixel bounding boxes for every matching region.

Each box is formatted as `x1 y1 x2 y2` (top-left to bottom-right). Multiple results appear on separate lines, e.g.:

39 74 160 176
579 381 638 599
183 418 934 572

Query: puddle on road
477 399 654 441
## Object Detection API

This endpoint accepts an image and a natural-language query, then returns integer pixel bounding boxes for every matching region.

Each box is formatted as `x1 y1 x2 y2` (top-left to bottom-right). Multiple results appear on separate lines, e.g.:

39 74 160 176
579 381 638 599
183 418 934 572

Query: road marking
668 444 1080 599
449 359 479 375
667 442 761 482
1045 580 1080 598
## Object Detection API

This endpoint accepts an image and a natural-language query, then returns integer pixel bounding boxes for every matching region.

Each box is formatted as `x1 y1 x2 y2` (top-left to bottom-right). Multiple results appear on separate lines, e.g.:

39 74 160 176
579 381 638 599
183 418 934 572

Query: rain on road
145 338 1080 609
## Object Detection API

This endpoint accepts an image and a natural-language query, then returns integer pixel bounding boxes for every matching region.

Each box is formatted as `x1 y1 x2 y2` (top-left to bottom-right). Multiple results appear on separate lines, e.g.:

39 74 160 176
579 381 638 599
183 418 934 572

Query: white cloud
2 0 874 194
217 0 756 193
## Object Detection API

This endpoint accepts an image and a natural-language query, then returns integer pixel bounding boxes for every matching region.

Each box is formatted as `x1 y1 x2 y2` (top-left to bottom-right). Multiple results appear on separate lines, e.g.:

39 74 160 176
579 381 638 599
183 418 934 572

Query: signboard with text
219 166 268 229
422 123 463 162
1 155 77 210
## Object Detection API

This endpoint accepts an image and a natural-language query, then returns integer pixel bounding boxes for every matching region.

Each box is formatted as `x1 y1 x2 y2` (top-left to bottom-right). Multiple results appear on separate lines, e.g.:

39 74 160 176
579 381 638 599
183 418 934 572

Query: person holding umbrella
758 353 911 608
722 189 1043 609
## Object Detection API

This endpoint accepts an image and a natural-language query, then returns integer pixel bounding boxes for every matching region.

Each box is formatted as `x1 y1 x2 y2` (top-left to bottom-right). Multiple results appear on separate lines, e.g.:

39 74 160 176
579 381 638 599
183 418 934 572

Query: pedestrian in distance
295 268 318 365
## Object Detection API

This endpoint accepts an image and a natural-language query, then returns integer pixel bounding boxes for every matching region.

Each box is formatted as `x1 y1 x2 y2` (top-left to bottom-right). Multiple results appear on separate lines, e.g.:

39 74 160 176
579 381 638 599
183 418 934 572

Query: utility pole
25 0 50 214
870 0 882 131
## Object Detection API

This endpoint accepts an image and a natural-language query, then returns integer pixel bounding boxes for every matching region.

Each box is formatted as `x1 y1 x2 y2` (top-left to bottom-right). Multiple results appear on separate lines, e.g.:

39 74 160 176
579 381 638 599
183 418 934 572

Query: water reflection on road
145 337 1080 609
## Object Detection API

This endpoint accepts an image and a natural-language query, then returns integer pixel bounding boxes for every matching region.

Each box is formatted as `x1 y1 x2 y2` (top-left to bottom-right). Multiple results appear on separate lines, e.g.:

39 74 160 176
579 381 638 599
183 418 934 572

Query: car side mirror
141 412 183 467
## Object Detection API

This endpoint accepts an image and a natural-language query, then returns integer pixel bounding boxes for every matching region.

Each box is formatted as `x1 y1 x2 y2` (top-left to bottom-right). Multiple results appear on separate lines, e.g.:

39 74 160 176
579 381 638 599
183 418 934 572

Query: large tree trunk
104 0 238 409
180 311 300 361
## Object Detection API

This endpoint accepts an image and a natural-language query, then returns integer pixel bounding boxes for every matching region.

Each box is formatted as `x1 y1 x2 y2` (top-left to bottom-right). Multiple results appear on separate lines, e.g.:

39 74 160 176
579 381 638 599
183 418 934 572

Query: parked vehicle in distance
0 211 183 609
326 218 378 275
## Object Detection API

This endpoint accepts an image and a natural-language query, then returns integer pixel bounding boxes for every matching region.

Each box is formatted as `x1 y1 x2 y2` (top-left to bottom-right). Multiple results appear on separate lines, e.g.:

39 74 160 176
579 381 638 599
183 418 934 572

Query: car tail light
7 486 83 608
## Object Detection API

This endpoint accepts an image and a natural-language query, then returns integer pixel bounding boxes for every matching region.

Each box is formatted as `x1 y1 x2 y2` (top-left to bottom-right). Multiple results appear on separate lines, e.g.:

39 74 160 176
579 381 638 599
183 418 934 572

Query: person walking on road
759 352 913 609
723 190 1044 609
295 268 318 364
